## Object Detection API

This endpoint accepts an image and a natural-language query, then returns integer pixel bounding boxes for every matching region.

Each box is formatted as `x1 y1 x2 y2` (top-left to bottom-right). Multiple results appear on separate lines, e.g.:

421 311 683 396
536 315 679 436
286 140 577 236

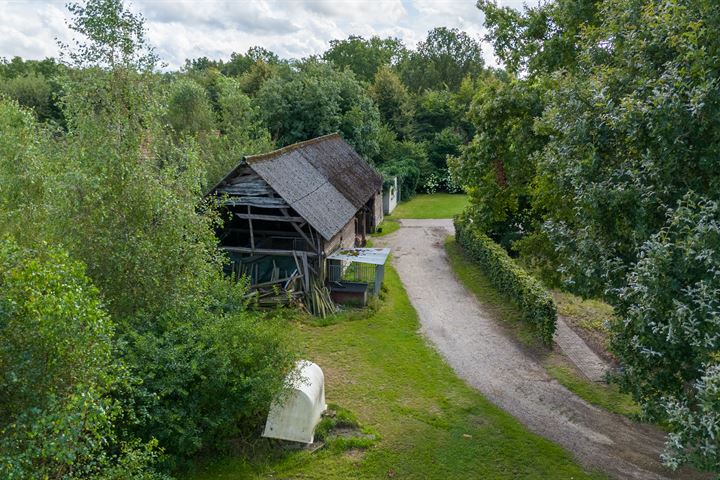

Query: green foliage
454 214 556 344
0 241 114 420
449 75 546 248
478 0 599 76
368 65 413 136
124 292 295 464
536 0 720 297
412 89 455 140
664 365 720 472
609 195 720 470
324 35 406 82
374 127 428 200
220 46 280 77
255 60 381 158
63 0 158 70
0 240 164 480
166 77 215 136
399 27 484 92
0 99 50 234
0 73 58 123
201 75 274 186
0 57 65 124
1 2 295 476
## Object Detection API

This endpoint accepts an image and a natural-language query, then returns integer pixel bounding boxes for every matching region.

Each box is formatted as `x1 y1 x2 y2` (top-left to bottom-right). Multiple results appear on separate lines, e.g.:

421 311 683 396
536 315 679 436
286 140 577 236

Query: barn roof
213 134 383 241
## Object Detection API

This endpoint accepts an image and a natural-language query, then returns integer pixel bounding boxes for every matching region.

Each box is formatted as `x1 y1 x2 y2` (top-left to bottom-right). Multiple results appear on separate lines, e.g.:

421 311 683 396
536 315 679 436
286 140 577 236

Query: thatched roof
213 134 383 241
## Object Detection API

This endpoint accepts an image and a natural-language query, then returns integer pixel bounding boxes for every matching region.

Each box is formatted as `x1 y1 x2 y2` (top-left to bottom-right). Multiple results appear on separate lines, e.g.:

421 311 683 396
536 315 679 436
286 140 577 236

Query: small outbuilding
383 176 398 215
262 360 327 444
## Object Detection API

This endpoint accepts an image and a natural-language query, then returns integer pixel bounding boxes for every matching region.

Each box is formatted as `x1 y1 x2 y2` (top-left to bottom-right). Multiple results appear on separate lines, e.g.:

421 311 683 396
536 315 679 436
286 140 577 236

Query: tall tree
477 0 599 76
255 60 381 158
368 65 413 135
323 35 406 82
449 74 546 248
399 27 484 91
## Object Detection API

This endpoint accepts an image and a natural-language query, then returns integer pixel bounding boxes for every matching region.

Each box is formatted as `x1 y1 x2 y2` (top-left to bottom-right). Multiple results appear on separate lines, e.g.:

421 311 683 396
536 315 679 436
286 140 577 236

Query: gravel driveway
375 219 699 480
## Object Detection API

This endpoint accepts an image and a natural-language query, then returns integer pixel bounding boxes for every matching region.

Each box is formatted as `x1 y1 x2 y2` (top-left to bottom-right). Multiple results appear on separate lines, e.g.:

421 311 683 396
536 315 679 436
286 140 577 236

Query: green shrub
454 214 556 344
122 277 296 467
0 239 164 479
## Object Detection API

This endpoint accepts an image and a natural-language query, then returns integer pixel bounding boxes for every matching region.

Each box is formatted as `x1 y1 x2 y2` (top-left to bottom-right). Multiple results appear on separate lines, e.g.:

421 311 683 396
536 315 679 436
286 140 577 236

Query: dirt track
375 219 698 480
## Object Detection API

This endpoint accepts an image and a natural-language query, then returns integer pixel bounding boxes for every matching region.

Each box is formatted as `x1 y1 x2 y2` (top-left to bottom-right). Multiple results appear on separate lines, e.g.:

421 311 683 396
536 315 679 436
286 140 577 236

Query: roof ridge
245 133 341 163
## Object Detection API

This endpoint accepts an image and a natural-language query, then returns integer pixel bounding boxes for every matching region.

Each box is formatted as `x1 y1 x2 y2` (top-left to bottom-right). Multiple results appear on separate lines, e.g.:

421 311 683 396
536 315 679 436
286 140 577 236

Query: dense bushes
123 282 294 464
610 194 720 468
454 214 556 344
0 240 164 479
0 1 296 476
469 0 720 471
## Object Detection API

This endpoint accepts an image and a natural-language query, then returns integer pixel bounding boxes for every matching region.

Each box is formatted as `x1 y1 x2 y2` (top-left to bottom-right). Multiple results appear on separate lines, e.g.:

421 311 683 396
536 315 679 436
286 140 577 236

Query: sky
0 0 527 70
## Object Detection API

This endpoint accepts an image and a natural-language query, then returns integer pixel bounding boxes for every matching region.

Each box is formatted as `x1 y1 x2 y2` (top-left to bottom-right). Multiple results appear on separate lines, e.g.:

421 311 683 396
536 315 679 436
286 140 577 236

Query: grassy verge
445 236 639 419
183 264 604 480
554 291 615 359
390 193 468 219
544 355 640 417
373 219 400 237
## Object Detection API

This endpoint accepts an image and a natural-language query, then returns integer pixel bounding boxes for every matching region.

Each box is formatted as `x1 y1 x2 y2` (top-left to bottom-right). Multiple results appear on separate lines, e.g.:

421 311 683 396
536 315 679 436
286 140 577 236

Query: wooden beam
223 197 288 208
225 228 303 238
280 208 315 250
235 213 304 223
221 246 317 257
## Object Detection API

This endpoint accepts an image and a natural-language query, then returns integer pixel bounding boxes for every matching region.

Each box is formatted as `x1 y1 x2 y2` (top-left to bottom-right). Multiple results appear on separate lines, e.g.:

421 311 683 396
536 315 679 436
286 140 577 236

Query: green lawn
390 193 468 219
373 219 400 237
444 237 639 419
183 265 603 479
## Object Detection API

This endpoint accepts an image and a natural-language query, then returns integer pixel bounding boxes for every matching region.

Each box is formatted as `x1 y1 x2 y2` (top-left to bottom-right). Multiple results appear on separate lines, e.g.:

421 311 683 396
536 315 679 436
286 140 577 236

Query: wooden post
302 252 310 293
374 265 384 296
247 205 255 252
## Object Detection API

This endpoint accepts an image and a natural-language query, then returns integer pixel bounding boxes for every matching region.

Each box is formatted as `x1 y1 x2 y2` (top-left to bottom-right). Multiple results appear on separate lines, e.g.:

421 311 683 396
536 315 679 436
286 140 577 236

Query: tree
610 195 720 472
368 65 413 135
0 240 164 479
0 57 65 124
221 46 279 77
202 75 274 186
477 0 599 76
449 75 546 248
0 0 296 470
62 0 158 70
374 125 429 200
537 0 720 297
166 77 215 136
399 27 484 91
255 60 381 158
324 35 406 82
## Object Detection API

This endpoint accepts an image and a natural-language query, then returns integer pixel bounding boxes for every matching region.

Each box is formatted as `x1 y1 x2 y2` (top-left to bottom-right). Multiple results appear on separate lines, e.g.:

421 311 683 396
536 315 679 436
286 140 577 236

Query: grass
183 264 604 480
390 193 468 219
444 236 639 420
372 219 400 237
544 356 640 417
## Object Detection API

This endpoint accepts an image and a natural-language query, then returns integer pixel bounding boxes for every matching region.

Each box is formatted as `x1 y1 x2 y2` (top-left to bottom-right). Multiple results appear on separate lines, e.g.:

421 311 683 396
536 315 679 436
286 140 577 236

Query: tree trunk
494 158 508 189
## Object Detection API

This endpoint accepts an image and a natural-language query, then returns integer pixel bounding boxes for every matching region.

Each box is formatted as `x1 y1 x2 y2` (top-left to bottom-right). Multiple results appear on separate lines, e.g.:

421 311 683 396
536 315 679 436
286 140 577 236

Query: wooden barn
208 133 387 310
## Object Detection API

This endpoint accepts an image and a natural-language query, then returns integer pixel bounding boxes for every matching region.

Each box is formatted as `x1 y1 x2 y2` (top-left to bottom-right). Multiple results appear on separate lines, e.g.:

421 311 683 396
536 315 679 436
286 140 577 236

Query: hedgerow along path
375 219 701 480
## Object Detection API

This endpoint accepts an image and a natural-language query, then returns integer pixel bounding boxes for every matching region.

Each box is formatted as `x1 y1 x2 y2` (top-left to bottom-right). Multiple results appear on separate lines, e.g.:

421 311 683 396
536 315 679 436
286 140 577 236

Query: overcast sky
1 0 526 70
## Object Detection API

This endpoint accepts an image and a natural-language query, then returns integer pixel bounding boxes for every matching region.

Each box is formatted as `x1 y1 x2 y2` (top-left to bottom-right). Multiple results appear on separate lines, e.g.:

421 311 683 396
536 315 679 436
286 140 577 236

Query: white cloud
0 0 527 69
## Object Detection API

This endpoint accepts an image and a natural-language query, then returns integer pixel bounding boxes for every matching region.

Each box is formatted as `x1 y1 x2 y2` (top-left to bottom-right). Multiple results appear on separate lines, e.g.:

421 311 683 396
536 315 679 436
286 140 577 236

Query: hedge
454 214 557 345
